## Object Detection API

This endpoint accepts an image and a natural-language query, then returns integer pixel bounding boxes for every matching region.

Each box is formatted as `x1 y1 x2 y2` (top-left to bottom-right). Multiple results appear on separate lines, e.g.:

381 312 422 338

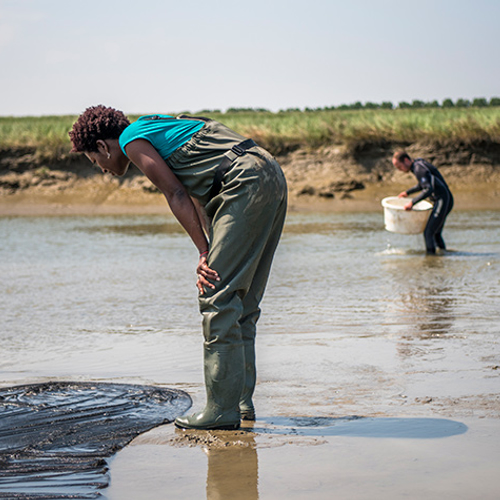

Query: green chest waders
170 119 287 430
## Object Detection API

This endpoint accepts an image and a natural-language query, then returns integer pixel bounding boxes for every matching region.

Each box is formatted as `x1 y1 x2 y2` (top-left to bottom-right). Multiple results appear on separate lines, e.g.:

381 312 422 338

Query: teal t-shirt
119 115 204 160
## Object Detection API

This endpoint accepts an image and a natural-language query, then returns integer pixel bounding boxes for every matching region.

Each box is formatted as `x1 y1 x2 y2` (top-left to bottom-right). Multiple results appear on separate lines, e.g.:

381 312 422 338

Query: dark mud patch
0 382 192 499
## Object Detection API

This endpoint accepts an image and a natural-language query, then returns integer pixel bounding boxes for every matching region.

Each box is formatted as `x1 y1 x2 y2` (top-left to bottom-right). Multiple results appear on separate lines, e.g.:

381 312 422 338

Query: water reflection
205 433 258 500
381 256 457 341
173 427 259 500
399 285 455 339
186 415 467 500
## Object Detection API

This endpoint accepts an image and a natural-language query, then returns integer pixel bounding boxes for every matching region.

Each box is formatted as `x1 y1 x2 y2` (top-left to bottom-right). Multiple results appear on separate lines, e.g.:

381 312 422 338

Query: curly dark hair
69 105 130 153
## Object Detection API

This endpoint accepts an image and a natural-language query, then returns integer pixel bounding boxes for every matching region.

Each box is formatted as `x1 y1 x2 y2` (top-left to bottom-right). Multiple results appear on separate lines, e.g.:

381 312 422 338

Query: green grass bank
1 107 500 215
1 107 500 167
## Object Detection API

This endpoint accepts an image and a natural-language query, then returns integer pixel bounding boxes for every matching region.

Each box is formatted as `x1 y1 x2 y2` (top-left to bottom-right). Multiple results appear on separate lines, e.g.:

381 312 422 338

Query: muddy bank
1 142 500 215
0 382 191 499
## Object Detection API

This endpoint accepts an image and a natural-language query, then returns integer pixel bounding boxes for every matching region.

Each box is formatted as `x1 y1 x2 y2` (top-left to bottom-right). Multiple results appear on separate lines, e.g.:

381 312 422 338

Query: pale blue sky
1 0 499 116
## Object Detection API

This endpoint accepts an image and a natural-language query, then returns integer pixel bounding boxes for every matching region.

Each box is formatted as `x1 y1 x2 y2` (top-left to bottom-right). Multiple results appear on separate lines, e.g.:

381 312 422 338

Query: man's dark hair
69 105 130 153
392 150 411 163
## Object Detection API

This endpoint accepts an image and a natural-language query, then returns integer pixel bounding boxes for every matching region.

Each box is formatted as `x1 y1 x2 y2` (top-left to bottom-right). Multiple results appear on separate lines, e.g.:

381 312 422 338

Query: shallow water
1 210 498 384
1 210 499 498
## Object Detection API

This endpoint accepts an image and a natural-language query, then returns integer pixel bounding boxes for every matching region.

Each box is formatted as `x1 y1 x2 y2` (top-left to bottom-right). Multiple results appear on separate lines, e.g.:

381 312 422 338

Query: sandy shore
1 180 500 217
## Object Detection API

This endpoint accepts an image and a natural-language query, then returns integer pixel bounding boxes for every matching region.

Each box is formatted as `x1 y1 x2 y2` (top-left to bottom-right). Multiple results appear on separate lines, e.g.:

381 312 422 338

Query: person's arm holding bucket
393 152 418 210
398 189 416 210
403 177 433 211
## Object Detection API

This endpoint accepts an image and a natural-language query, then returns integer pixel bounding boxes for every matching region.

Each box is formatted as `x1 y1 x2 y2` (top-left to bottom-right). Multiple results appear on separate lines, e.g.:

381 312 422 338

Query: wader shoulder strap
209 139 257 199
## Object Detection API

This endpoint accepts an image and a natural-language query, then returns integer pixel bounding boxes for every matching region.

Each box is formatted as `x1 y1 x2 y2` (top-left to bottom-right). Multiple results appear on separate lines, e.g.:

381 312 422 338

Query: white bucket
381 196 433 234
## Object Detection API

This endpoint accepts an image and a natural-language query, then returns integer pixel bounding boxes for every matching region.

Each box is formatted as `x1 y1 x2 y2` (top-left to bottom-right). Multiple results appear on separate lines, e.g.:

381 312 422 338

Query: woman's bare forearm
167 189 209 254
191 197 210 238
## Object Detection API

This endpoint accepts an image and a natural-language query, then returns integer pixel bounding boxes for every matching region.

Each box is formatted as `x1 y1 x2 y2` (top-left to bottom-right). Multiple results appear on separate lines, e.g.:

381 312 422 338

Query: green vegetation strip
1 108 500 161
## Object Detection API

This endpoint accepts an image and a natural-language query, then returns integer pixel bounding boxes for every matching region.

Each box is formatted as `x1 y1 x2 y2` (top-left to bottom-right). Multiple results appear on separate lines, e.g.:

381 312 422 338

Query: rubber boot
175 344 244 430
239 342 256 421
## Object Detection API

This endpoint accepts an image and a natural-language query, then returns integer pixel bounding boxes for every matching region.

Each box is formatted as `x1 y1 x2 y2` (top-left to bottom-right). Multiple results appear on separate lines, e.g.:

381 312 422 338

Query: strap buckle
231 144 245 156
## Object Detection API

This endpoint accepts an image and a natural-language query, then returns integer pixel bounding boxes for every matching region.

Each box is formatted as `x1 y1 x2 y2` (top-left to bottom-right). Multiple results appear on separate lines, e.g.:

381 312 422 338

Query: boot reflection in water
205 436 258 499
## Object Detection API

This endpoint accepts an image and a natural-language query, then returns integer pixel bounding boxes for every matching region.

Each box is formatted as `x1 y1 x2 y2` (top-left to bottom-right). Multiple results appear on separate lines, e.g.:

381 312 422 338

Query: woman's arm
125 139 218 291
191 196 210 238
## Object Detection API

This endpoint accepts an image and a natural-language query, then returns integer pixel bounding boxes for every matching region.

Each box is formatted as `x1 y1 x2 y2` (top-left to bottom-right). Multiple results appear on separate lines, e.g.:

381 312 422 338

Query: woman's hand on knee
196 255 220 294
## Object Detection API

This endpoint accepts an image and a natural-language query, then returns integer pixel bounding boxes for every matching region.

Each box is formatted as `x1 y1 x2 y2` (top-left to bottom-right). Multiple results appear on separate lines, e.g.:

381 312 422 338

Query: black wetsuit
406 158 454 254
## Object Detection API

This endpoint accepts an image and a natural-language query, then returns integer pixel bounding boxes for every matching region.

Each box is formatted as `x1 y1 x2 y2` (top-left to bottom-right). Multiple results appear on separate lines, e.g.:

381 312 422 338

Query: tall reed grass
1 108 499 161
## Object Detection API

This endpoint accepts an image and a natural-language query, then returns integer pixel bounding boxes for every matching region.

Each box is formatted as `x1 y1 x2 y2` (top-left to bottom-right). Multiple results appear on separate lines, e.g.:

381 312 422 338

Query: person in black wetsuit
392 151 454 254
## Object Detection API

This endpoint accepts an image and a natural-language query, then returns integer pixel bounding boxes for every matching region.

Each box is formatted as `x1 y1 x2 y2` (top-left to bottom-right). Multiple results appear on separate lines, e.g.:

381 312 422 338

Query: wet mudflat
0 382 191 499
0 209 499 498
